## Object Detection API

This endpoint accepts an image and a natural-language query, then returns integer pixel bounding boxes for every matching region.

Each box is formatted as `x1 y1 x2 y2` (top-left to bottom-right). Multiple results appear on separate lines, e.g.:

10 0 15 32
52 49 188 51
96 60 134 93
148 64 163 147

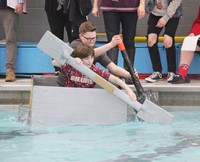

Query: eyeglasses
81 35 98 41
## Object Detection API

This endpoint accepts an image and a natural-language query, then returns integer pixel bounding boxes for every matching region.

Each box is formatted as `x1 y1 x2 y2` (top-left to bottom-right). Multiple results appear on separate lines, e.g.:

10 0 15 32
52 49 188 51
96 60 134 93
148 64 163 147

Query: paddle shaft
118 43 145 96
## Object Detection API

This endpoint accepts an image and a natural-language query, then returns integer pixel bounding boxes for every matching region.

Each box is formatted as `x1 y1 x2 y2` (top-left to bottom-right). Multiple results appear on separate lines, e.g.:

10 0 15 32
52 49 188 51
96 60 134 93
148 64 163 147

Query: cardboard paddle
37 31 173 124
118 43 159 105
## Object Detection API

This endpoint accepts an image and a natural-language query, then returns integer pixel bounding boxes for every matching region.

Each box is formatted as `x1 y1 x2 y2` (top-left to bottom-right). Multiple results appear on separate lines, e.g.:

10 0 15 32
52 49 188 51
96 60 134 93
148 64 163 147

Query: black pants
147 13 180 73
103 11 138 67
46 9 79 43
46 9 79 71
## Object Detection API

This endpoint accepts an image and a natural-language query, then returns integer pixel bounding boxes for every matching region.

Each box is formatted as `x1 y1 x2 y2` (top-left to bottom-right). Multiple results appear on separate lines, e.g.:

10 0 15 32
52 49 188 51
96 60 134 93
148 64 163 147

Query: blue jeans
103 11 138 68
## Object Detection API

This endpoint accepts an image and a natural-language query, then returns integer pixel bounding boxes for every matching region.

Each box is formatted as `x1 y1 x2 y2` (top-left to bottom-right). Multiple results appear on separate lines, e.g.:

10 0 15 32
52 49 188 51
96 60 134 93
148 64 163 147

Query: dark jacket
45 0 58 14
64 0 92 26
45 0 92 26
146 0 183 18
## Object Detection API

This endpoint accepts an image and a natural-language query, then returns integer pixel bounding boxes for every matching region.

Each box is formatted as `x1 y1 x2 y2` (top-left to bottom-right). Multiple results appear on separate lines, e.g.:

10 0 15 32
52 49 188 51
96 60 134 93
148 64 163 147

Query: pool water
0 110 200 162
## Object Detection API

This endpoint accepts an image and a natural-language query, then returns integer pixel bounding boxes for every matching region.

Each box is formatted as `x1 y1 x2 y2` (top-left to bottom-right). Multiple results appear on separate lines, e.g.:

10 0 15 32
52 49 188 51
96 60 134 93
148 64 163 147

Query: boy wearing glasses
57 21 136 86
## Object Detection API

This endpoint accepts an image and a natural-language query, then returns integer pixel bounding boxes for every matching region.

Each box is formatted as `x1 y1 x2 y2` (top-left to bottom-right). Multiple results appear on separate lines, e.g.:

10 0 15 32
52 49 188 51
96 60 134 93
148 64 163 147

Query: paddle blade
37 31 74 65
137 90 159 105
136 99 173 124
145 90 160 105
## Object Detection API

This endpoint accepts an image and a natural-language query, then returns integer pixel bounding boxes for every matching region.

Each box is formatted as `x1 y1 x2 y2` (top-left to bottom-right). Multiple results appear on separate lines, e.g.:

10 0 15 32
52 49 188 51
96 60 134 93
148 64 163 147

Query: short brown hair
73 43 95 59
79 21 96 34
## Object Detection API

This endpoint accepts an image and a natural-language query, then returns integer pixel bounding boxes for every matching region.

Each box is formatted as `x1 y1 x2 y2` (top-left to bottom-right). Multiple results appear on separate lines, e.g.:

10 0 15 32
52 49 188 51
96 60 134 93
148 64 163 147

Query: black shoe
171 75 190 84
55 71 60 76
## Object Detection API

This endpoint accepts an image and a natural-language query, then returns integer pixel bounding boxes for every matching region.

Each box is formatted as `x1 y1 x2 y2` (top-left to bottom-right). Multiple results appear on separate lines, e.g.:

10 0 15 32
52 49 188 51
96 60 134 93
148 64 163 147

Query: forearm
109 74 136 101
106 62 131 79
93 0 99 8
92 0 100 17
140 0 145 5
94 42 115 57
109 75 130 92
113 66 131 79
163 0 182 22
138 0 146 19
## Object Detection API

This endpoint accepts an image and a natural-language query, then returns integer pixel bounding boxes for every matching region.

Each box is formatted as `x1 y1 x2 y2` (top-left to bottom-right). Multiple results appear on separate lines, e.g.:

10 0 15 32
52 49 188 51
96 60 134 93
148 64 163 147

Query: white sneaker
145 72 162 83
167 72 176 82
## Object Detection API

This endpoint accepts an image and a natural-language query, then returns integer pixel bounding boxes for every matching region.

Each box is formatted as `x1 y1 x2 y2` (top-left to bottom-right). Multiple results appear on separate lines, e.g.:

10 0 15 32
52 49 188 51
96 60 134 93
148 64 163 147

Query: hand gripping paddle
118 43 159 105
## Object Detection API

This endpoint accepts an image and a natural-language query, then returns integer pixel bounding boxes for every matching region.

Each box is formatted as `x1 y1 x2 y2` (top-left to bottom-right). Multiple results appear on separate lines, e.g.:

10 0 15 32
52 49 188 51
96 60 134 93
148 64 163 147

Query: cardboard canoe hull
30 76 135 126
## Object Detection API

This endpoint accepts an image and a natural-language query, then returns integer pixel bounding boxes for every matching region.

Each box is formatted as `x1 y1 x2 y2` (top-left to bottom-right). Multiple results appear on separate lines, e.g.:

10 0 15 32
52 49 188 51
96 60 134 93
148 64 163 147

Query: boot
5 69 16 82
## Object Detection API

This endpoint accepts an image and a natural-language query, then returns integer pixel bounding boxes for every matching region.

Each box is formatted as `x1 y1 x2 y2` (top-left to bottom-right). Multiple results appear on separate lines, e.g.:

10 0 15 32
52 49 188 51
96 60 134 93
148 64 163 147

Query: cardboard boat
18 31 174 126
28 75 136 127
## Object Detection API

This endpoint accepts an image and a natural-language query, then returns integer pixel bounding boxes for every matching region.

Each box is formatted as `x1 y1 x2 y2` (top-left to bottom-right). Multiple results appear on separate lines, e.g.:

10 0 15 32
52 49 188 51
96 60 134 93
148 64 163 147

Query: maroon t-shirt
61 64 110 88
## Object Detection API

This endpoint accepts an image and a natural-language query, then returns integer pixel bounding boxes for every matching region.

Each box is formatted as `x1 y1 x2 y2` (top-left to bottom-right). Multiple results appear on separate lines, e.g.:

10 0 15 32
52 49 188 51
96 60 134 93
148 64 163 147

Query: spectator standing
145 0 183 83
45 0 92 72
0 0 27 82
45 0 92 43
92 0 146 70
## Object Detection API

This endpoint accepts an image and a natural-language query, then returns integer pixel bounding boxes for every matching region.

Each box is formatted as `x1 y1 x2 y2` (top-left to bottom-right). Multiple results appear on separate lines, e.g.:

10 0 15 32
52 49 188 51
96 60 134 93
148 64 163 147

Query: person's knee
163 34 173 48
147 34 157 47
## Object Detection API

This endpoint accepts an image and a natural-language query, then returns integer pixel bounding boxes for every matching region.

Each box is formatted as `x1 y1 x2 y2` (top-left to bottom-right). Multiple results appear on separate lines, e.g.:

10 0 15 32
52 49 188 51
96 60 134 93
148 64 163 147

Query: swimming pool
0 109 200 162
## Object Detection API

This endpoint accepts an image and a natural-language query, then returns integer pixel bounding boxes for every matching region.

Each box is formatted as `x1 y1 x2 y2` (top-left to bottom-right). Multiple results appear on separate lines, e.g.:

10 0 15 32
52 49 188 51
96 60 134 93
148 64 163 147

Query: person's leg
102 11 120 65
171 40 199 84
64 20 73 43
2 9 17 81
71 23 80 43
176 45 199 79
121 12 138 68
65 20 79 43
145 14 163 83
164 35 176 74
46 9 65 40
179 51 194 66
163 34 177 82
147 14 163 73
164 17 180 76
46 10 65 72
178 40 200 73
